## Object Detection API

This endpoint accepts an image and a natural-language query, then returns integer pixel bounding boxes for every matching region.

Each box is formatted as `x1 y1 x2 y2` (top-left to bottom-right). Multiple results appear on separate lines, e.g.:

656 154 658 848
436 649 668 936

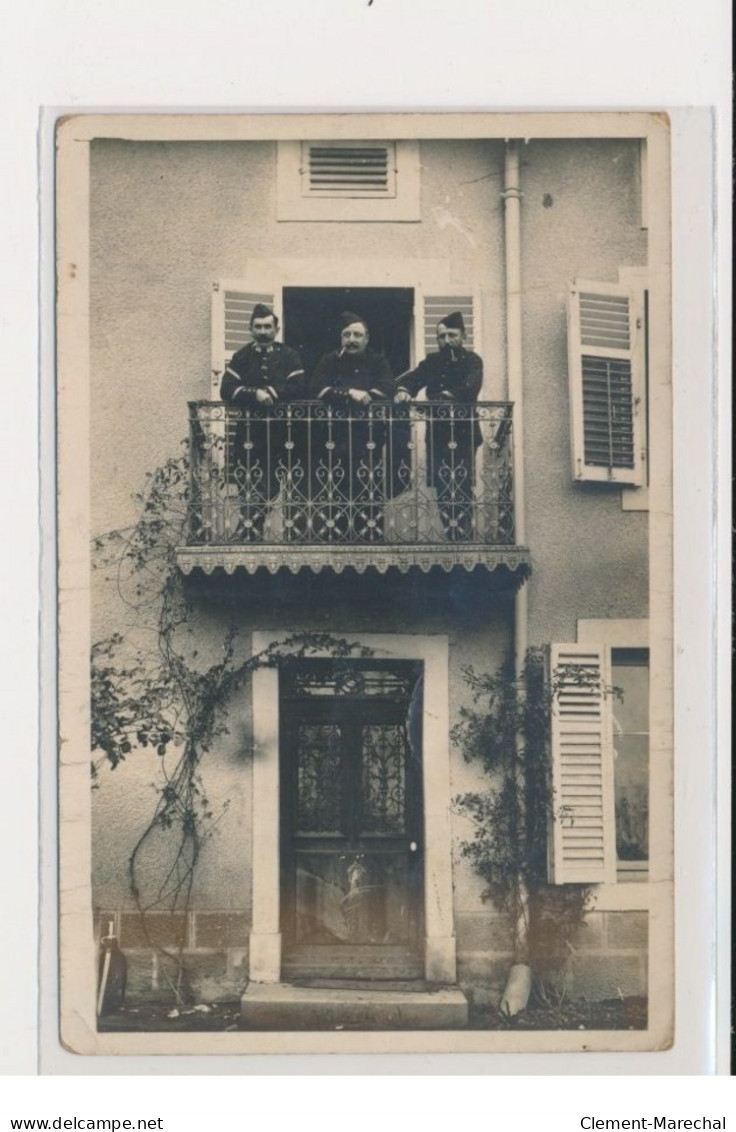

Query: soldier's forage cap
438 311 465 332
340 310 368 330
250 303 276 323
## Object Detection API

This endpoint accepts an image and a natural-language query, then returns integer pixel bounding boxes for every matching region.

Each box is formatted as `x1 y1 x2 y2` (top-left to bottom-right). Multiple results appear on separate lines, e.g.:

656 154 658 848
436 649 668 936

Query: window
276 140 420 222
611 648 649 879
549 631 649 886
567 277 647 487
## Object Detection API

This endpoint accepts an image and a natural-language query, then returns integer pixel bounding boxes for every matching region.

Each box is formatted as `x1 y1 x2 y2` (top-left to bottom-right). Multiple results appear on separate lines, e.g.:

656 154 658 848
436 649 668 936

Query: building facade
81 120 668 1031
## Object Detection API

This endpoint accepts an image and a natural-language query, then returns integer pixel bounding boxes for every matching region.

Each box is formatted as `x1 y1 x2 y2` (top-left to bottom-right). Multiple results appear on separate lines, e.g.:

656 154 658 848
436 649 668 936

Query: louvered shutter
549 643 617 885
417 292 479 363
567 281 646 486
210 284 275 397
302 142 396 199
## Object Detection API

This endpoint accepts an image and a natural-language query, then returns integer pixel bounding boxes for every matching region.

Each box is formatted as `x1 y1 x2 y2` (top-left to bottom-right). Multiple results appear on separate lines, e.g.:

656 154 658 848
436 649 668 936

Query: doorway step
240 982 468 1030
282 944 424 982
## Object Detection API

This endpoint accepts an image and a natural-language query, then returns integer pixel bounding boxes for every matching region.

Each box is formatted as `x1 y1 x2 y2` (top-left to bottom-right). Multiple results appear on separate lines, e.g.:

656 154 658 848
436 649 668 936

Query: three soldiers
219 304 482 543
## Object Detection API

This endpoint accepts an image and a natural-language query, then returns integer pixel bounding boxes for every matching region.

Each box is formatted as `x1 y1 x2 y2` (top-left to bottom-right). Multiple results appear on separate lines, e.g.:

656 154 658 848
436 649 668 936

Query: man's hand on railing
348 389 372 406
394 391 411 404
255 390 275 405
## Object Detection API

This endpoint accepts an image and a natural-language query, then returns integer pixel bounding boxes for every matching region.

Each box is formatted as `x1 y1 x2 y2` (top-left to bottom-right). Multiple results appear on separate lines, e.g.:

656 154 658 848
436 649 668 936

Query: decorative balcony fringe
175 544 531 579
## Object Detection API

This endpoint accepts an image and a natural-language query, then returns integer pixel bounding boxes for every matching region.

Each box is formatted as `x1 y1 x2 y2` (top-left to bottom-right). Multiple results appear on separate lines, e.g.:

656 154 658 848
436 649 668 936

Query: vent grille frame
277 140 420 222
302 142 397 200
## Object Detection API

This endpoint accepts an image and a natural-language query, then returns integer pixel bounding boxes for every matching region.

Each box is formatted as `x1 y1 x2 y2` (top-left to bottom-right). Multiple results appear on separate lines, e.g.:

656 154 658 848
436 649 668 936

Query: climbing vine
91 446 370 1002
453 651 597 1005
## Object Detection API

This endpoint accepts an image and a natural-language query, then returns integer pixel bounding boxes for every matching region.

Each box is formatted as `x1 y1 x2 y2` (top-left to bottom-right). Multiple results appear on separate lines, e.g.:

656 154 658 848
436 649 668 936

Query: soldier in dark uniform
309 312 394 541
394 311 483 541
220 304 306 540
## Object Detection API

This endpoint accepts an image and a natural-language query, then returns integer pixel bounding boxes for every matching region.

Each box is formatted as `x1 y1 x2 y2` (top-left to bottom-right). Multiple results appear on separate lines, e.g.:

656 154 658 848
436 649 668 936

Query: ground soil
97 996 647 1033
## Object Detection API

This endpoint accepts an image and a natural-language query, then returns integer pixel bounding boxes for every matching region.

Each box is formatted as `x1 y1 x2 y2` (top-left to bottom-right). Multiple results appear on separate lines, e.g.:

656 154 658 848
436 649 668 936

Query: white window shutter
416 292 480 364
549 643 617 885
567 280 646 486
210 283 274 398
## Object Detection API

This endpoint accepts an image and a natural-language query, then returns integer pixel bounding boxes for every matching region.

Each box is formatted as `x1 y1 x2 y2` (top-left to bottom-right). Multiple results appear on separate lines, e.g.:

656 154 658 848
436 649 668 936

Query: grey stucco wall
518 139 649 644
91 575 514 913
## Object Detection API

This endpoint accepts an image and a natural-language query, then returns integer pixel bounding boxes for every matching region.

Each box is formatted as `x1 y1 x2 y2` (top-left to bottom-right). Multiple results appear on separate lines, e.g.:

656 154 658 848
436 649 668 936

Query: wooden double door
279 661 424 981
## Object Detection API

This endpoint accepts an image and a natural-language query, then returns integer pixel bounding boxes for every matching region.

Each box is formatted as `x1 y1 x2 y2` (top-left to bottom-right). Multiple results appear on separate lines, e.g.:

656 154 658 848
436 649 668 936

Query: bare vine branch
92 446 372 1003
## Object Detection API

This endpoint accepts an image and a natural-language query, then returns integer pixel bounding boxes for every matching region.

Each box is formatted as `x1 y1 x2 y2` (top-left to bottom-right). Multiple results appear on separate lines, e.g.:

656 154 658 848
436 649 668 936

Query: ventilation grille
423 296 475 352
582 357 635 469
304 144 395 198
579 292 631 350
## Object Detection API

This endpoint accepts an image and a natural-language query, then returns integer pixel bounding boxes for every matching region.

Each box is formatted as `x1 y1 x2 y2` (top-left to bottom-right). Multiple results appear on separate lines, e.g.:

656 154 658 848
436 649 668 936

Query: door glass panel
296 724 342 833
295 851 410 945
361 724 406 833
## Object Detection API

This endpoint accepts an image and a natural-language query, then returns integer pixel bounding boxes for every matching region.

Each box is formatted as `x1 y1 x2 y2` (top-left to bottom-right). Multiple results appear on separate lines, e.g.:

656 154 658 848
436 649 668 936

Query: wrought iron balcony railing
176 401 531 579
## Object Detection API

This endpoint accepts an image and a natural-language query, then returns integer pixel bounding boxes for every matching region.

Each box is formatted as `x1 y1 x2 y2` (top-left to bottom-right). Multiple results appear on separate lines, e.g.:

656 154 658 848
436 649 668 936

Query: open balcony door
212 279 482 391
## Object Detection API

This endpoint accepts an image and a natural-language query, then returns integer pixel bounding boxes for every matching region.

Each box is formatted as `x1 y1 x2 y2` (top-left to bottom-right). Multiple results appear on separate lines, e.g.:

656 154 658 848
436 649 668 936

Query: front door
279 659 424 981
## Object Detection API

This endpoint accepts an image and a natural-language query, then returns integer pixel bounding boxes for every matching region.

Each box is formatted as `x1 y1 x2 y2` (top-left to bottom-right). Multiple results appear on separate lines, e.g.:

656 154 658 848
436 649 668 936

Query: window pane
296 724 342 834
613 735 648 860
612 657 649 733
611 653 649 864
361 724 407 834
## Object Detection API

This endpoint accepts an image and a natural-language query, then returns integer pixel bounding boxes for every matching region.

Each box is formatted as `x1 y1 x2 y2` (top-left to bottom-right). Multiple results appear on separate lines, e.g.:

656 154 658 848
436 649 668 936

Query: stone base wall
95 910 250 1003
455 910 648 1007
95 907 648 1006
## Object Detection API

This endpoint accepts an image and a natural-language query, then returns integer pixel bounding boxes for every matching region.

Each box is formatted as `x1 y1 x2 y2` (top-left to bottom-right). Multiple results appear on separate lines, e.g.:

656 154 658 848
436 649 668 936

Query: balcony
175 401 531 582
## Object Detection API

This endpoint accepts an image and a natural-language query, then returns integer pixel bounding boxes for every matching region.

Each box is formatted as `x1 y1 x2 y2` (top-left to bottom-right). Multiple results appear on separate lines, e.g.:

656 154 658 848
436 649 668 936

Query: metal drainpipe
502 140 528 677
499 140 532 1002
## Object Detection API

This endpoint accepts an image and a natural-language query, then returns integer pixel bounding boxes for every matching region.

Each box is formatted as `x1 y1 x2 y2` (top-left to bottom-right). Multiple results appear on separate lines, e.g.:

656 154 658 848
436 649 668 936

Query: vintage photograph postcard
56 112 673 1056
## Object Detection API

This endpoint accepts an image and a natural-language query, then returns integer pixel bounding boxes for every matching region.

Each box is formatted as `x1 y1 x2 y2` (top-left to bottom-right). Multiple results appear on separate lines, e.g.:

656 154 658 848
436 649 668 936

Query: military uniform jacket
220 341 305 405
310 349 394 402
396 347 484 485
396 347 483 408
